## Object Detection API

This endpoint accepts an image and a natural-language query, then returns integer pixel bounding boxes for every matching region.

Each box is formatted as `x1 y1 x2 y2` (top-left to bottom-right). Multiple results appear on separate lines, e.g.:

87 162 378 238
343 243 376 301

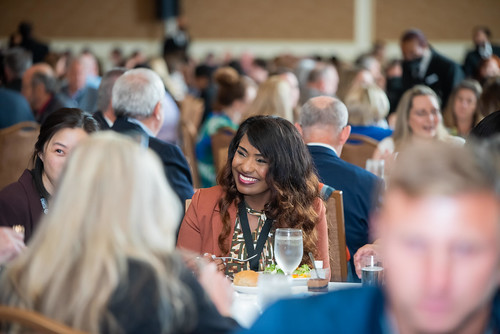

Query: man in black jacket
399 29 464 109
463 26 500 78
111 68 194 204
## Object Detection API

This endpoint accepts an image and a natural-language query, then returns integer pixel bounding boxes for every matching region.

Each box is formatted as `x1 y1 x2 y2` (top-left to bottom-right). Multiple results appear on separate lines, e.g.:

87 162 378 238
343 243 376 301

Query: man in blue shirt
241 141 500 334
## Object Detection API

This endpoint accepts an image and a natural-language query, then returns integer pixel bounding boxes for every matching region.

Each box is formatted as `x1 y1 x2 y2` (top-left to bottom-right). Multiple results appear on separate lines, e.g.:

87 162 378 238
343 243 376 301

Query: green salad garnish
264 263 311 276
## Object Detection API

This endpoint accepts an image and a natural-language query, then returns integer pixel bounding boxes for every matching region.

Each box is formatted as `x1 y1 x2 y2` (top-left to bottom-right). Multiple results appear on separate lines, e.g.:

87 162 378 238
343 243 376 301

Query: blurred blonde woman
344 84 393 141
373 85 464 161
442 79 483 138
0 132 236 334
244 75 294 122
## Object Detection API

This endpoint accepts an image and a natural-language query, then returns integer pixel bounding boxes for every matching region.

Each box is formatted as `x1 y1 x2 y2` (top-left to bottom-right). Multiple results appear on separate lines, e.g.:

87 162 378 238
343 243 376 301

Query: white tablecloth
231 282 361 328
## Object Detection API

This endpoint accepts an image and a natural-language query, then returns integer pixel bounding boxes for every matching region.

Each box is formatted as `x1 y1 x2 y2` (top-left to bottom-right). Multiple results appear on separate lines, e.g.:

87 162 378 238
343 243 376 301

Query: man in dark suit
296 96 382 280
463 26 500 78
400 29 464 109
93 68 126 129
111 68 193 204
242 142 500 334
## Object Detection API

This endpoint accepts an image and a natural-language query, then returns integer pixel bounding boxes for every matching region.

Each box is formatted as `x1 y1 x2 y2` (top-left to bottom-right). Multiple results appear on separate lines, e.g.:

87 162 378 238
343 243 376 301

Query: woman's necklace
245 203 267 221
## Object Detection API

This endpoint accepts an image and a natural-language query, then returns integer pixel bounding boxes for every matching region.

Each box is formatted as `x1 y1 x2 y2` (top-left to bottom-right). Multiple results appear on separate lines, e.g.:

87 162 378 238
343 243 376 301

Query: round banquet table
231 282 361 328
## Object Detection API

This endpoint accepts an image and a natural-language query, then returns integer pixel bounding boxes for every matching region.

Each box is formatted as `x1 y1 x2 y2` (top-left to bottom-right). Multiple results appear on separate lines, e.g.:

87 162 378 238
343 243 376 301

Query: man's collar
307 142 338 156
419 48 432 78
126 117 155 137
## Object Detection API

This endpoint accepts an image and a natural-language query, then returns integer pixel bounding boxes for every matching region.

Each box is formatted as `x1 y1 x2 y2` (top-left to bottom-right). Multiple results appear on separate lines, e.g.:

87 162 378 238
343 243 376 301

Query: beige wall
1 0 499 63
375 0 500 41
0 0 163 39
184 0 354 40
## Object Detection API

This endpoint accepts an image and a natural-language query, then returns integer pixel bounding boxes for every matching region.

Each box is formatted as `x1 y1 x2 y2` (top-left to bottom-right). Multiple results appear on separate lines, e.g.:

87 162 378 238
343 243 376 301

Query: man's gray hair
112 68 165 118
300 97 348 133
4 47 32 78
97 68 126 112
31 71 56 94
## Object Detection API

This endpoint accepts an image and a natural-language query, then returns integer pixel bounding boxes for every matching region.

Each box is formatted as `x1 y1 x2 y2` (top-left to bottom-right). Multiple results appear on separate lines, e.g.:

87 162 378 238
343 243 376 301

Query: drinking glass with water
361 254 383 286
274 228 303 276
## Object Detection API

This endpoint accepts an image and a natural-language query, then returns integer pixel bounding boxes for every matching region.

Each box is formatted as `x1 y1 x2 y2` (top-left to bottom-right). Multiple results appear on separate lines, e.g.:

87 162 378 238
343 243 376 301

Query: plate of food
232 270 260 294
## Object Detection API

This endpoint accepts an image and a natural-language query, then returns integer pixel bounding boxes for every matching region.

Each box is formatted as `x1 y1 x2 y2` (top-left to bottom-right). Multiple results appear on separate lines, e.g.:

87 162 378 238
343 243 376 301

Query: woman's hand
353 241 381 279
202 253 226 273
198 262 234 317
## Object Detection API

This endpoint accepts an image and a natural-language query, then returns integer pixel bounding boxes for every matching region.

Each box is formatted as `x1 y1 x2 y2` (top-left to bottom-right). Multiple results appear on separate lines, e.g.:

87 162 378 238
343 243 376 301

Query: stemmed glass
274 228 303 276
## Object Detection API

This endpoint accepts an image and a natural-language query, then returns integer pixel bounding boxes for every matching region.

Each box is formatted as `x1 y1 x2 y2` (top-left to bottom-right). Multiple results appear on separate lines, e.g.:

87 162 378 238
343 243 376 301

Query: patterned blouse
225 209 275 276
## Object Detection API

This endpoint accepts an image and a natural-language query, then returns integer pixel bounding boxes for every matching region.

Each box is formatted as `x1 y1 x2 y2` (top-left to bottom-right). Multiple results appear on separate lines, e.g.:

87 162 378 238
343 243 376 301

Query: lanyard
237 201 273 271
40 197 48 215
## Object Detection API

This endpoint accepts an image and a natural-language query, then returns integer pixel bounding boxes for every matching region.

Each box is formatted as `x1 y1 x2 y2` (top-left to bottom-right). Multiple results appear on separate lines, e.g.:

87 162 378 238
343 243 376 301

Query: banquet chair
0 121 40 189
0 306 88 334
340 133 379 168
180 95 204 188
325 190 348 282
211 127 236 176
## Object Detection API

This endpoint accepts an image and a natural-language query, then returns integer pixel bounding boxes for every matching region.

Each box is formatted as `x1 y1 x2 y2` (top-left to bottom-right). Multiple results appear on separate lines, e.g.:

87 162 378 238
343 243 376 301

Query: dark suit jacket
93 111 111 130
111 116 194 204
463 44 500 78
307 145 382 270
241 287 500 333
402 48 464 108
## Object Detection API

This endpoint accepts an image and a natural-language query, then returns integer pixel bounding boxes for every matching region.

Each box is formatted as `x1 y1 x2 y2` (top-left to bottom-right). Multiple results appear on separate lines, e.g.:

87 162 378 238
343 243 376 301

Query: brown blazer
177 185 330 269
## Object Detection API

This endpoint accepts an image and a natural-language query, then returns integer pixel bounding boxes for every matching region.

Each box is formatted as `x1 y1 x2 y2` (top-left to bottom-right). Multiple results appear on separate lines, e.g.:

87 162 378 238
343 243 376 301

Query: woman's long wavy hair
216 116 321 264
0 132 193 333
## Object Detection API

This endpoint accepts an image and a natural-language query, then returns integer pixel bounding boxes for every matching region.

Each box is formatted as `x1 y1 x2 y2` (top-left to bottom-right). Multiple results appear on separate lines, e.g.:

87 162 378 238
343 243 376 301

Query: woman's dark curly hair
216 115 321 264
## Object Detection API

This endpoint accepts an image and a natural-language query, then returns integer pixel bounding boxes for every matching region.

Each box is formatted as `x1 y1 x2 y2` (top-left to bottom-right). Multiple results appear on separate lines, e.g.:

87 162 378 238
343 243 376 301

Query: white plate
291 277 310 285
232 284 259 294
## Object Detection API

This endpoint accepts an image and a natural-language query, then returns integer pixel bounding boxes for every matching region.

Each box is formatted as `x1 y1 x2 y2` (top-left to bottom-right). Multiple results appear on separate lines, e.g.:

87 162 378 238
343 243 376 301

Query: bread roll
233 270 259 287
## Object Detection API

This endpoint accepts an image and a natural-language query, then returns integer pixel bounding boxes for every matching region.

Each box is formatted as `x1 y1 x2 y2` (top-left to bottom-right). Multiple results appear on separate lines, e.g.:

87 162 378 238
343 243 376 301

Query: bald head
298 96 351 151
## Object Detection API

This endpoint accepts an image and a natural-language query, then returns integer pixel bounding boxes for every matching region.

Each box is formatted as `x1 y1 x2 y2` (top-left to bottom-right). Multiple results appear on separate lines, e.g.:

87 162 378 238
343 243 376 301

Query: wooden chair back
0 121 40 189
180 95 204 188
340 133 379 168
211 127 236 176
325 190 348 282
0 306 88 334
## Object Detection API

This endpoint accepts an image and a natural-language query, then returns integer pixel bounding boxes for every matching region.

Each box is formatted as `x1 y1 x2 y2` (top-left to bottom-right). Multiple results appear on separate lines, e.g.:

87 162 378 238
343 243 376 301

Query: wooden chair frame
341 133 379 168
0 306 88 334
325 190 348 282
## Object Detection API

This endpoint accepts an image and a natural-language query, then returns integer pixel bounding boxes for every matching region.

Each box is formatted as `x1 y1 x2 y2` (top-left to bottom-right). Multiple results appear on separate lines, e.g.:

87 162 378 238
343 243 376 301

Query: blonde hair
392 85 448 151
0 132 192 333
244 76 293 121
345 84 390 125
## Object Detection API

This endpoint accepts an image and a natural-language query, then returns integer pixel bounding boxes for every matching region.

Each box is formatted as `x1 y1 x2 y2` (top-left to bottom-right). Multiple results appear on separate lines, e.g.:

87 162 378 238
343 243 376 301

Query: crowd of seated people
0 20 500 333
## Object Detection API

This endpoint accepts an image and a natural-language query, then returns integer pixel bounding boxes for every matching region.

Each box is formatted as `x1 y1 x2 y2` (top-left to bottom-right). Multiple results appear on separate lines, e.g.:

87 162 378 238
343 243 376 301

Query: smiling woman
177 116 330 277
373 85 465 169
0 108 99 242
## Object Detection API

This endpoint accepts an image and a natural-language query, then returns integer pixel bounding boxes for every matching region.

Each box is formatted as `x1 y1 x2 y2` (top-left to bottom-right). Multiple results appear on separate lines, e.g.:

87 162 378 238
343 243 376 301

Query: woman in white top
373 85 465 161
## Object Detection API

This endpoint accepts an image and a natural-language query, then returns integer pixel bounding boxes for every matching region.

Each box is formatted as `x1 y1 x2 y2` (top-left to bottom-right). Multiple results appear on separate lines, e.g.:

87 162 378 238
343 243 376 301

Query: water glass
366 159 385 179
257 272 292 310
361 254 383 287
274 228 303 276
